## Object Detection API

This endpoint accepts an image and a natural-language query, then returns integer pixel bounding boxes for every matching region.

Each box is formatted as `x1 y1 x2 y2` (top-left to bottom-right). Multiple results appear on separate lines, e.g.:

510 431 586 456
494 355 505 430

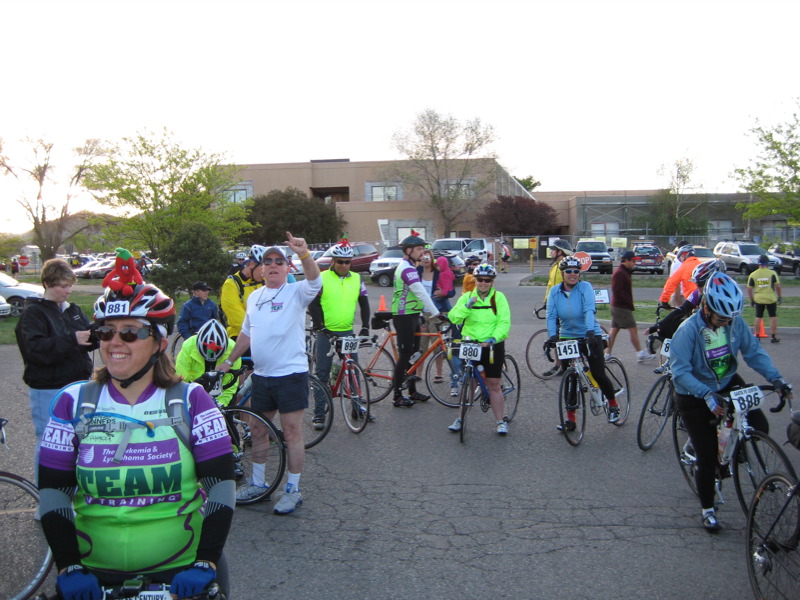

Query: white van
431 238 492 263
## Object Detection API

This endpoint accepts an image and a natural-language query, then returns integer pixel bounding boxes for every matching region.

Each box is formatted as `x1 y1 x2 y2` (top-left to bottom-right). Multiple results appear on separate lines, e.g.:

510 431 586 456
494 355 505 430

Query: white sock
702 507 715 516
287 472 301 492
253 463 266 487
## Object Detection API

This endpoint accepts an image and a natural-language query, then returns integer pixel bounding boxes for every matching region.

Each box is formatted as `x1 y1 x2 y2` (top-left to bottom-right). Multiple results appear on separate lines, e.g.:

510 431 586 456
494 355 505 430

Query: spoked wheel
671 410 699 497
169 332 185 358
359 341 395 403
425 349 462 408
746 473 800 600
500 354 520 422
604 357 630 426
340 362 371 434
305 374 333 449
0 472 53 600
525 329 560 379
637 374 674 450
558 368 585 446
732 429 798 515
459 371 475 444
222 407 287 506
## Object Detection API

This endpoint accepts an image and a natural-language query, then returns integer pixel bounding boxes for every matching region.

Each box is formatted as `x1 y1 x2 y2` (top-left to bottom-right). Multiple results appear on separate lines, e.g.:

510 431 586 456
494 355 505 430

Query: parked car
0 295 11 318
712 241 781 274
0 273 44 317
73 259 103 278
663 246 724 273
574 241 613 274
290 249 323 276
768 243 800 276
431 238 491 263
369 250 466 287
316 242 380 273
86 258 117 279
629 246 664 274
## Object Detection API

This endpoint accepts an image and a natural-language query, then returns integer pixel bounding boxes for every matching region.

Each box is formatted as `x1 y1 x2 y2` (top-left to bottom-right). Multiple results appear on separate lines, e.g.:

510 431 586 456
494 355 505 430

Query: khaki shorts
610 306 637 329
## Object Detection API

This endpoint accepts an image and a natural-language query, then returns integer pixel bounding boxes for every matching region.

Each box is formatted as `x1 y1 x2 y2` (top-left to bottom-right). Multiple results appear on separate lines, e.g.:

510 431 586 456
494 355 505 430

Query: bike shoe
557 419 576 432
312 417 326 430
608 406 620 424
542 366 560 378
702 511 721 533
393 396 415 407
409 392 430 402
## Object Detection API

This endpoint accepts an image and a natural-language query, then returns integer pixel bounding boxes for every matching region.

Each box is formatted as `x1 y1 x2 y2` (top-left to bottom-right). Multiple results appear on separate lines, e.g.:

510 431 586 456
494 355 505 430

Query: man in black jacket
15 259 98 468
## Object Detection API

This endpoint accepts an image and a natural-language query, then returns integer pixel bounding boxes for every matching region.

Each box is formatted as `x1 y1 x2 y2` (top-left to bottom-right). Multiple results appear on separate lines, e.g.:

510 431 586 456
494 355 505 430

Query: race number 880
459 343 482 360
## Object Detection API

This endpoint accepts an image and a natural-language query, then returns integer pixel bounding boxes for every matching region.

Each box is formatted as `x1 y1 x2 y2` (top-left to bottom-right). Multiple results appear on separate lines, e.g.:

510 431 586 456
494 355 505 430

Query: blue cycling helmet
704 272 743 318
690 259 724 286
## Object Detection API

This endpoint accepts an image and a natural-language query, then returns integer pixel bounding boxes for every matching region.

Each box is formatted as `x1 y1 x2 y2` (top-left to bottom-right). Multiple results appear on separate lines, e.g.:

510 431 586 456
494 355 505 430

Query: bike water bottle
410 351 422 364
718 418 733 463
330 363 341 384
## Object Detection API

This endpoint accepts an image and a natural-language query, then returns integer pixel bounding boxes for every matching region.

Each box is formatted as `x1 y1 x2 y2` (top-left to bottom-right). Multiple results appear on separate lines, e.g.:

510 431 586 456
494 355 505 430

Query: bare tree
642 158 708 236
0 137 109 259
391 109 496 235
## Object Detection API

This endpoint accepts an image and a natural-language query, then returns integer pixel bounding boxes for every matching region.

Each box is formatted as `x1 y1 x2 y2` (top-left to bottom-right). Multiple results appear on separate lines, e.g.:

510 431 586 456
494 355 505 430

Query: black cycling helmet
399 233 427 250
559 256 582 271
550 239 573 256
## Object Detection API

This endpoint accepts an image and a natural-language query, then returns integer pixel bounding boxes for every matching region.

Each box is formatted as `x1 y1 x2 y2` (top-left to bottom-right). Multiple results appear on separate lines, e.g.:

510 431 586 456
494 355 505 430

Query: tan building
233 158 533 248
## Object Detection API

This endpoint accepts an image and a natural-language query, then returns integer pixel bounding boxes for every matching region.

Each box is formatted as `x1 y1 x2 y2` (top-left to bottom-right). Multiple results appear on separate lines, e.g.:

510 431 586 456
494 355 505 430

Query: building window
443 180 475 199
223 182 253 203
590 222 619 237
367 182 401 202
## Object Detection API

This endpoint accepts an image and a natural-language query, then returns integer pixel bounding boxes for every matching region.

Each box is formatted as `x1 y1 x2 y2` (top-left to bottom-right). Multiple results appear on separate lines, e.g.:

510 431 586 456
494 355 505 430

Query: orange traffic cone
755 320 767 338
378 295 387 312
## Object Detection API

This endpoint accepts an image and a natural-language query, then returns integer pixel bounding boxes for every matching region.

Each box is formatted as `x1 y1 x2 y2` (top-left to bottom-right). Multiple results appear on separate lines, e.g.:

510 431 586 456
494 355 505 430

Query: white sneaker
637 351 656 363
274 486 303 514
448 418 462 432
604 353 614 361
450 387 459 397
496 421 508 435
236 482 269 501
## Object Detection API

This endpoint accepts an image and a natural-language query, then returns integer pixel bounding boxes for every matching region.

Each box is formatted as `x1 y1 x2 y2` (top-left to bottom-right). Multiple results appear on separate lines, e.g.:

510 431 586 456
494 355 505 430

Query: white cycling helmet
249 245 267 263
330 243 354 258
473 263 497 278
196 319 228 363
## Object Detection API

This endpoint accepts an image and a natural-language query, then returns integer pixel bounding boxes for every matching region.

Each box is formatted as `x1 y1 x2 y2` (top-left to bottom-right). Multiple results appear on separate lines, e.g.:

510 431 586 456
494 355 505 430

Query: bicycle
745 411 800 599
672 384 797 515
196 370 288 506
34 576 226 599
526 304 609 380
359 311 454 404
451 341 519 443
0 418 54 600
636 337 674 451
325 333 371 434
169 331 185 357
552 338 630 446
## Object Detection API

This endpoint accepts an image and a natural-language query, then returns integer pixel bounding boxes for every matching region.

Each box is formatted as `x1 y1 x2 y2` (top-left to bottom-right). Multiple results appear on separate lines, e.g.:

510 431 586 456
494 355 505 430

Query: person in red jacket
606 251 655 362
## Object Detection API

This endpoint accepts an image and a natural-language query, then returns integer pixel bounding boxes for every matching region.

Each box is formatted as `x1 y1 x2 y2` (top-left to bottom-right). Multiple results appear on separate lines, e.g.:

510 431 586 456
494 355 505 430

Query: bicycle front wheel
525 329 560 379
637 374 674 450
732 429 799 515
604 357 630 426
746 473 800 600
359 341 396 403
223 408 287 505
340 362 371 434
426 349 460 408
500 354 520 422
459 370 475 444
0 472 54 600
558 368 585 446
305 375 333 449
671 410 699 497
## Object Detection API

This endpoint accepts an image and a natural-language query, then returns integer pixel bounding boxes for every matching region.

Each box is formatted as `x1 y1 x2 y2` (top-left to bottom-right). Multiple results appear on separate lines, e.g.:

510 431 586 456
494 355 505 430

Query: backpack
73 381 192 464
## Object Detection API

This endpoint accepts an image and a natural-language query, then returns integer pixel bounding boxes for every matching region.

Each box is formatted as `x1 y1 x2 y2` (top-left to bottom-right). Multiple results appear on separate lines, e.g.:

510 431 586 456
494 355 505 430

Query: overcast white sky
2 0 799 234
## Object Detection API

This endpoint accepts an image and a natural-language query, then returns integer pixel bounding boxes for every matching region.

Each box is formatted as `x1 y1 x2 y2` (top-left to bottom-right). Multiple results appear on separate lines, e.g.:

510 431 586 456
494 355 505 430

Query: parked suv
712 241 780 274
316 242 380 273
431 238 490 263
574 241 612 274
768 242 800 276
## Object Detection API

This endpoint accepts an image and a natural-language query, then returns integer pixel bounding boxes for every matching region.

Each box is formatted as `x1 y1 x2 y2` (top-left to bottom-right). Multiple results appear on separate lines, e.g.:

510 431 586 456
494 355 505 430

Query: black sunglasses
96 325 153 342
262 258 286 266
475 277 494 283
335 259 351 265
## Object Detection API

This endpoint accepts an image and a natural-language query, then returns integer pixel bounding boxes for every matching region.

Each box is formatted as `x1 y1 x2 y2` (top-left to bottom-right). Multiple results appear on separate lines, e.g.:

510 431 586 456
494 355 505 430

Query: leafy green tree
391 109 496 235
84 129 252 254
637 158 708 236
0 233 25 260
0 137 109 259
735 102 800 223
514 175 541 191
242 187 346 245
148 222 231 298
475 196 559 236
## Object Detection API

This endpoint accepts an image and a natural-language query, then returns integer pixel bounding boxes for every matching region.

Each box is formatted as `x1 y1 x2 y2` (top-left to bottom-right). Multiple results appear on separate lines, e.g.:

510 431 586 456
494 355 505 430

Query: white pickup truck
431 238 493 263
